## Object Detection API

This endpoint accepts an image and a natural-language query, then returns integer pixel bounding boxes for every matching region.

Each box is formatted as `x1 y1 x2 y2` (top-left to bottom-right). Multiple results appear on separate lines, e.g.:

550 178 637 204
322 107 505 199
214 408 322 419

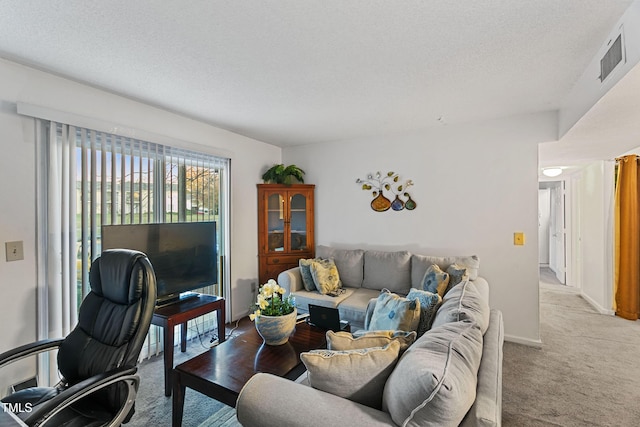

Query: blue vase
391 195 405 211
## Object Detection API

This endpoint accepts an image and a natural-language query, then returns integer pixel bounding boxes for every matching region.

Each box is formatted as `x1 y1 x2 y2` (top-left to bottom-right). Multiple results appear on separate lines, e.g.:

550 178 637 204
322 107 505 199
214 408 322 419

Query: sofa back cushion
411 254 480 288
317 245 364 288
382 320 483 426
363 250 411 293
432 280 490 334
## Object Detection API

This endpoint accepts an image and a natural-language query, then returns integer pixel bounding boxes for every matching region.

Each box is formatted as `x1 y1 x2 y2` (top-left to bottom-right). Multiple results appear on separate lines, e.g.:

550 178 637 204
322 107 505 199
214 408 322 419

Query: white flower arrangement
249 279 296 320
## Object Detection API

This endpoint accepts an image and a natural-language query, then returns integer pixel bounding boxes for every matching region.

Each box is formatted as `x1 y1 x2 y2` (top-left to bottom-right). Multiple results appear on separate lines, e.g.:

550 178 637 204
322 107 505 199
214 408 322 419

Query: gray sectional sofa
278 245 485 330
237 246 504 426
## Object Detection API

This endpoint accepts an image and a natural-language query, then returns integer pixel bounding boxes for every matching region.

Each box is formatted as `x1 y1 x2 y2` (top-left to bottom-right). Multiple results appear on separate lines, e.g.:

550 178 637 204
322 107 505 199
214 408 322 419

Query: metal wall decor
356 171 417 212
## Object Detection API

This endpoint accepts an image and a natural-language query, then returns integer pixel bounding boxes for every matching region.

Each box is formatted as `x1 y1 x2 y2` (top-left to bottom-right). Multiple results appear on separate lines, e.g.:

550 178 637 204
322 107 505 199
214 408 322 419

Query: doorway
539 181 566 285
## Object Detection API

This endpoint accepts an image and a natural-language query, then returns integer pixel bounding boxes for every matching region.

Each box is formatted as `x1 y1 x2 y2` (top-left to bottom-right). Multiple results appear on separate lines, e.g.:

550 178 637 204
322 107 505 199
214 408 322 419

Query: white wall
284 112 557 344
560 1 640 137
571 161 615 314
0 58 281 392
0 104 38 394
538 188 551 264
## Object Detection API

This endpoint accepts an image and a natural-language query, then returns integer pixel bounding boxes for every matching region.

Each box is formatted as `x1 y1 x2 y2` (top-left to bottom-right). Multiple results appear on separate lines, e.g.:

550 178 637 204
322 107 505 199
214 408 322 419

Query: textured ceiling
0 0 635 165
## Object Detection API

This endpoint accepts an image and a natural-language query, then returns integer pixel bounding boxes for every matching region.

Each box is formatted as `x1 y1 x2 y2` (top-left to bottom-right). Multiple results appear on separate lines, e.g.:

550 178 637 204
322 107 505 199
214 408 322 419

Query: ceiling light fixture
542 168 563 177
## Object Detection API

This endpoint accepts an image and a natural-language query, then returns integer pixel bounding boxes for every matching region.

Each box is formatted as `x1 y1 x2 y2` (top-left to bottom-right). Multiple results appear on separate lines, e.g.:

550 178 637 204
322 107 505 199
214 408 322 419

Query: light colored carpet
502 285 640 426
128 285 640 426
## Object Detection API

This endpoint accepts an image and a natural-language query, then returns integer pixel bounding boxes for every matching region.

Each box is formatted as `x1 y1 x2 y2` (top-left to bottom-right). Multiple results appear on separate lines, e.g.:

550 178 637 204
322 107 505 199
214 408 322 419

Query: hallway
539 266 564 287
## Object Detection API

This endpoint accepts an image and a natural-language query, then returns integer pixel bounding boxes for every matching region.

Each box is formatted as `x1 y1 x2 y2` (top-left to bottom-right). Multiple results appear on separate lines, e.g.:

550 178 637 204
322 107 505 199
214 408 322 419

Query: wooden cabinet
258 184 315 284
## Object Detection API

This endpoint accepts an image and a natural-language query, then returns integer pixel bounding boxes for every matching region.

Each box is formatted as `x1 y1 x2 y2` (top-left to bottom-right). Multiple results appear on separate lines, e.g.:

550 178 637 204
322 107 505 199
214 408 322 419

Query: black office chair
0 249 157 427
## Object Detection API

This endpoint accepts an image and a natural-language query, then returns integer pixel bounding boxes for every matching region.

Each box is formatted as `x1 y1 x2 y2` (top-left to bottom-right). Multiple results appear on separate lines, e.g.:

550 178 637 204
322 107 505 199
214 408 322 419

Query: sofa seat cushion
382 320 483 426
432 280 490 333
411 254 480 288
292 287 355 311
302 341 401 409
317 246 365 288
336 287 380 327
363 250 411 294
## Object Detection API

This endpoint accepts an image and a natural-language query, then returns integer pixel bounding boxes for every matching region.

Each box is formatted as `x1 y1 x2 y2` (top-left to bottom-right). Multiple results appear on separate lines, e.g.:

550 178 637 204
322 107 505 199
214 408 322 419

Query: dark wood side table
152 294 226 396
171 321 327 427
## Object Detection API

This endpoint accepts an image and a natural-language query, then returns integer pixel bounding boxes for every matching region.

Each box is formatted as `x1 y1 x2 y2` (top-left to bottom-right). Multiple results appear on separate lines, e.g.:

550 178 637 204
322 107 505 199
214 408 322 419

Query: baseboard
504 334 543 348
580 292 615 316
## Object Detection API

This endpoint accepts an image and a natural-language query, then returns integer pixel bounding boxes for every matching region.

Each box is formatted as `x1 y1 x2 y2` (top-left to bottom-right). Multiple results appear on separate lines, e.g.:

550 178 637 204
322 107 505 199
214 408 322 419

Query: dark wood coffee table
171 321 327 427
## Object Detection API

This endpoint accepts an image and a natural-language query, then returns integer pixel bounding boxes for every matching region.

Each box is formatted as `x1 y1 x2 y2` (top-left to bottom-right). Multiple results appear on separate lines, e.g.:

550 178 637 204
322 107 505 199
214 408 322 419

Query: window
45 123 229 356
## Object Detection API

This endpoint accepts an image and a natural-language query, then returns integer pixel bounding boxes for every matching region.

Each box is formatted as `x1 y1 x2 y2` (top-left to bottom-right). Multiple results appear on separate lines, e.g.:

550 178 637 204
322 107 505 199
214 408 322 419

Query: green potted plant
262 164 305 184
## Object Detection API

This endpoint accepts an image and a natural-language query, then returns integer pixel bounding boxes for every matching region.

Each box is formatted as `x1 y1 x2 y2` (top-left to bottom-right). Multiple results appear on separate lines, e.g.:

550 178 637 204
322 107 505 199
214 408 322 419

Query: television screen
101 222 217 304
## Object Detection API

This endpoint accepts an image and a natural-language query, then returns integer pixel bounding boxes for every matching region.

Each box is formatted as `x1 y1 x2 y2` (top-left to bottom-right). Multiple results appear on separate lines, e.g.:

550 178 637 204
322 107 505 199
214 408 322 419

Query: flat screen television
101 222 217 305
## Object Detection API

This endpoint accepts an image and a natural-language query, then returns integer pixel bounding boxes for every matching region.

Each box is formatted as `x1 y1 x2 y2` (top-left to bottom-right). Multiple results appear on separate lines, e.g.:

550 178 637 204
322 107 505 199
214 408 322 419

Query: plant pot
254 309 297 345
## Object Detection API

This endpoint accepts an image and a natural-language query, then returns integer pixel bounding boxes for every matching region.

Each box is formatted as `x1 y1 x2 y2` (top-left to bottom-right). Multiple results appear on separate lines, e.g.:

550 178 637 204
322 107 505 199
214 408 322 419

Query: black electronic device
101 222 217 305
307 304 349 332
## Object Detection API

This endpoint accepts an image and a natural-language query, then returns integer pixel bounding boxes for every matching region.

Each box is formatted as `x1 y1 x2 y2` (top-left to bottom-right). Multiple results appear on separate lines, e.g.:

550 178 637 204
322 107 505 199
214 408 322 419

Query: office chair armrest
0 339 64 369
23 366 139 427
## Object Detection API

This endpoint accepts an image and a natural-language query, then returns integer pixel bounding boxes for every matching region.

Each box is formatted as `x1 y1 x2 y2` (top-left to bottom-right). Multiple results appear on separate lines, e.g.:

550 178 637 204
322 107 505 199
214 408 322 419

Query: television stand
152 293 226 396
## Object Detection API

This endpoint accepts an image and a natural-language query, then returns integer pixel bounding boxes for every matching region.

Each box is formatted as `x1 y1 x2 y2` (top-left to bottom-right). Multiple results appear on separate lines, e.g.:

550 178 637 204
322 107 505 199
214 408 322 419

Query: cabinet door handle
273 258 279 264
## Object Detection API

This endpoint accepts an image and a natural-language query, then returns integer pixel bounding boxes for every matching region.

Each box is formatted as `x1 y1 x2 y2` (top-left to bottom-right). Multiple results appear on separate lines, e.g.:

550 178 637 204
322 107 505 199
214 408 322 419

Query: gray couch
237 247 504 427
278 245 485 330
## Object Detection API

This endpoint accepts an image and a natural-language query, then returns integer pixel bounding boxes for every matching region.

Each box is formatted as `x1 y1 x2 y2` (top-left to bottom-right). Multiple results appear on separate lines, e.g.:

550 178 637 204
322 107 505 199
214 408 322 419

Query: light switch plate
513 232 525 246
6 241 24 261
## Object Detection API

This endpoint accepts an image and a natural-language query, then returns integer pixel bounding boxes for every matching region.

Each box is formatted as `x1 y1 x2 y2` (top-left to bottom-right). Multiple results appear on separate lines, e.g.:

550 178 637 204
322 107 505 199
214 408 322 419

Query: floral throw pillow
444 263 469 295
368 291 420 332
421 264 450 297
310 258 342 294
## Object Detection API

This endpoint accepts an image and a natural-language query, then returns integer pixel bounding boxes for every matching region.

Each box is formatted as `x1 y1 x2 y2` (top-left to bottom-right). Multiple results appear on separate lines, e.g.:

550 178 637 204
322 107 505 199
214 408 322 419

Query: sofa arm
237 373 395 427
277 267 304 294
460 309 504 427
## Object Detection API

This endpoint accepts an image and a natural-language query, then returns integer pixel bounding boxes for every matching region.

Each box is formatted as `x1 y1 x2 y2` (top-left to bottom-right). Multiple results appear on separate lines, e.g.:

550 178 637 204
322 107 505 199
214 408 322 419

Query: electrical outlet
513 232 525 246
5 241 24 261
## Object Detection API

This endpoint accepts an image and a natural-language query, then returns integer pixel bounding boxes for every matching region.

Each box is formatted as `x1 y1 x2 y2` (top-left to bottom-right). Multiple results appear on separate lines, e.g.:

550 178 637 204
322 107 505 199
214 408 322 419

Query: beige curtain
614 155 640 320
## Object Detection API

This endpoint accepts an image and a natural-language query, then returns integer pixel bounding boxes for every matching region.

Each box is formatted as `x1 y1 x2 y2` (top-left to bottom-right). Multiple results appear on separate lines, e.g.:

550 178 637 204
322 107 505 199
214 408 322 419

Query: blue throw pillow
299 258 318 291
421 264 450 297
406 288 442 337
368 291 420 332
444 263 469 295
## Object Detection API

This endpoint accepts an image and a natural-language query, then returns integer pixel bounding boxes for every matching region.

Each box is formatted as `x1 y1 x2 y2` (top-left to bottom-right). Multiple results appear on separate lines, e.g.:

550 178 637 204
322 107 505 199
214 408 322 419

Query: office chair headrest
90 249 149 305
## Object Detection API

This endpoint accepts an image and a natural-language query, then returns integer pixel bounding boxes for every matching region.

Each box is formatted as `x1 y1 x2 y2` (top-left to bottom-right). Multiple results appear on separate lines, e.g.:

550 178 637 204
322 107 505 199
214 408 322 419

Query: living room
1 1 639 425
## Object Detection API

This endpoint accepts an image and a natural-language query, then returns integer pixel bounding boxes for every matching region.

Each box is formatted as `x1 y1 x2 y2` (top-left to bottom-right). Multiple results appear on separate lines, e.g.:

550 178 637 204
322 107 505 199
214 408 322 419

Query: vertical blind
54 122 228 358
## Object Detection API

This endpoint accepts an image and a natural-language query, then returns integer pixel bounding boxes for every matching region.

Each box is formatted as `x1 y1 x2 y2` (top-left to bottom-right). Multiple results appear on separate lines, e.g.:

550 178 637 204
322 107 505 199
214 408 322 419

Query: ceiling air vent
600 34 623 82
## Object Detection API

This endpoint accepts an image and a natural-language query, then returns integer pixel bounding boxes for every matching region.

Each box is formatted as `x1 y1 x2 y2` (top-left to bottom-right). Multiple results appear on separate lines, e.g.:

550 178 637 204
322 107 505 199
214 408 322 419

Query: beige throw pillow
301 341 401 409
328 330 417 353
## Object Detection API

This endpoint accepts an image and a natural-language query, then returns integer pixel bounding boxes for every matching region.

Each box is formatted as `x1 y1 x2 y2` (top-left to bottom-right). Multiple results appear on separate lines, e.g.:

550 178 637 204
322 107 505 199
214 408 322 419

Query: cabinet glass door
289 193 308 251
267 192 285 252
